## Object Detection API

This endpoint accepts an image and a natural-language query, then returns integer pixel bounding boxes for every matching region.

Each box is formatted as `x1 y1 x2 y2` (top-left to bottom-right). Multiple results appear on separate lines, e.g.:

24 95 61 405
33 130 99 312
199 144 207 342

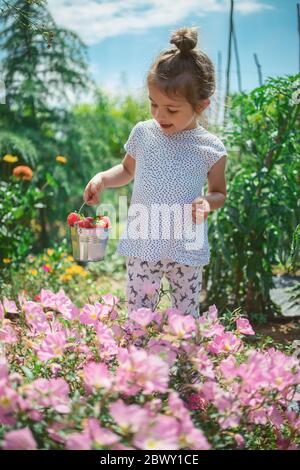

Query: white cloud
47 0 275 45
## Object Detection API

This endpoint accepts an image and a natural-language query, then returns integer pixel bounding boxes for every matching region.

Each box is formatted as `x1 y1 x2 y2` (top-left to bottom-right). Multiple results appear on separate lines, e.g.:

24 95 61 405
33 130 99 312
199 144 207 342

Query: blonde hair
147 26 215 128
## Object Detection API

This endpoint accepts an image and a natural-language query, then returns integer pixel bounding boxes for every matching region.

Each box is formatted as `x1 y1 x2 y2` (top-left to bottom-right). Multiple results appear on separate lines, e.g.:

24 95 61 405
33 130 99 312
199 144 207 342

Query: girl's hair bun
170 27 198 55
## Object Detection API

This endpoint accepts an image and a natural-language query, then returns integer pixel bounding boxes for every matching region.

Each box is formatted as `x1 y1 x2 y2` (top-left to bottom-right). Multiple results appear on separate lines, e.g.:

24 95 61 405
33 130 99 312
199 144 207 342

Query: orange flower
56 155 67 164
12 165 33 181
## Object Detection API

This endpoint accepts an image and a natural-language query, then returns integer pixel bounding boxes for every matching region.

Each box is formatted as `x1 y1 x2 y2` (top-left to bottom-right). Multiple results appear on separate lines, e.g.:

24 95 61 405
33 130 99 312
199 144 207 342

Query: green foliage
285 224 300 312
0 237 93 300
0 131 38 168
205 74 300 320
0 176 47 263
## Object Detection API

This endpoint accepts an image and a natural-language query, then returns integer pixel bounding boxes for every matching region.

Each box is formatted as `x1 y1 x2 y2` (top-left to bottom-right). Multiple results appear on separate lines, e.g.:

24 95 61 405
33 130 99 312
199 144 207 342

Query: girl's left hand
191 197 211 224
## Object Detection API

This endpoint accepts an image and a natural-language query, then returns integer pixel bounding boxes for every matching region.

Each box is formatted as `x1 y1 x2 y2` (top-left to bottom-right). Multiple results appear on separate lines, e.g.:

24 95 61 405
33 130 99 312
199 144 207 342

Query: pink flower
98 303 119 321
2 428 37 450
208 332 242 354
23 378 70 413
165 314 196 339
123 320 147 341
101 293 120 307
147 339 177 366
130 308 156 327
85 418 120 447
83 362 113 393
95 322 119 360
219 356 238 380
115 346 169 395
23 301 48 330
2 297 18 314
80 303 101 325
0 302 4 320
36 331 67 361
234 433 245 448
207 304 218 321
201 323 225 338
0 323 18 344
168 391 211 449
236 318 255 335
133 415 180 450
47 422 66 444
109 399 149 433
40 288 79 320
0 384 19 425
142 281 160 298
0 356 9 380
66 419 120 450
66 432 91 450
193 350 215 379
42 264 50 272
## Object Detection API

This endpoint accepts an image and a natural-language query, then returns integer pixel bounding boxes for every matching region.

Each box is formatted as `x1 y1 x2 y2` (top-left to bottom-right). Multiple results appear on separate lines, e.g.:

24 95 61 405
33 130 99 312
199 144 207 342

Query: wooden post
253 53 263 86
233 19 242 93
217 50 222 126
224 0 234 126
297 3 300 72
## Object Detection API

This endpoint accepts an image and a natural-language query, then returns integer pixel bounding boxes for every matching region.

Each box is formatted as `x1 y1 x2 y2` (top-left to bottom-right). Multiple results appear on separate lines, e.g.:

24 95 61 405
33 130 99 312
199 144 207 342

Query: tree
0 0 94 248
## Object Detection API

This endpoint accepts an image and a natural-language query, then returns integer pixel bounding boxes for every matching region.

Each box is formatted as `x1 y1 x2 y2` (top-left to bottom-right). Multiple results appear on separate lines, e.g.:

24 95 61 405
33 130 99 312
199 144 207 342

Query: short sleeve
206 137 228 173
124 122 143 161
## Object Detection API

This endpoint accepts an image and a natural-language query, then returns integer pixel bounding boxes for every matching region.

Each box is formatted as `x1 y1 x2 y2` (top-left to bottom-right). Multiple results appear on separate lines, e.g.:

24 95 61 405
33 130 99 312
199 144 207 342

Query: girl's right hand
83 173 105 205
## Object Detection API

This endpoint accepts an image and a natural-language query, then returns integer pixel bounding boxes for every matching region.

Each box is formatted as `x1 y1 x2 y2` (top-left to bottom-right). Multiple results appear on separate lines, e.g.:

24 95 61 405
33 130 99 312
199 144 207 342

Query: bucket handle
78 201 86 214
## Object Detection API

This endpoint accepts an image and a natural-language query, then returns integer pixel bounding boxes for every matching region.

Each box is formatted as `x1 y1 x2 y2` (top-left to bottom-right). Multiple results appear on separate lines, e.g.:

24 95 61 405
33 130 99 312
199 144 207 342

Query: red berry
84 216 95 228
79 217 94 228
67 212 81 226
100 216 111 228
94 219 107 228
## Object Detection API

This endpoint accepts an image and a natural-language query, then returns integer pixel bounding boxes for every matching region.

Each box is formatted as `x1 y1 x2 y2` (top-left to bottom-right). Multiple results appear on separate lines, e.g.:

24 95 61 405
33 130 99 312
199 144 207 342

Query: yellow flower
3 154 18 163
67 255 74 262
56 155 67 164
59 273 72 282
30 220 42 233
47 249 54 256
248 112 263 124
30 269 38 276
3 258 12 264
63 264 88 277
265 102 276 116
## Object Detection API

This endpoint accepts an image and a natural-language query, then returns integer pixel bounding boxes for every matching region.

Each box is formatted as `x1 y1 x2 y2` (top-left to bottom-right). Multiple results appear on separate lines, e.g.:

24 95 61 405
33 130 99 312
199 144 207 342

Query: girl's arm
102 154 136 188
192 155 227 224
83 154 135 205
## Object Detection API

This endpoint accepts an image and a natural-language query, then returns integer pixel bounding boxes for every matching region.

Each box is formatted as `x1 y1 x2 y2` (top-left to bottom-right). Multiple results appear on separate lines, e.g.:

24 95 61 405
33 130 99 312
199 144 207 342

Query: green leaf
20 366 34 380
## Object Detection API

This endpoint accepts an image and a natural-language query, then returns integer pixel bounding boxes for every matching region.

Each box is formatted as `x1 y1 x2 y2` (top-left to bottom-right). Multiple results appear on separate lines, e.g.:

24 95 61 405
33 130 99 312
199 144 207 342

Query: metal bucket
71 224 111 262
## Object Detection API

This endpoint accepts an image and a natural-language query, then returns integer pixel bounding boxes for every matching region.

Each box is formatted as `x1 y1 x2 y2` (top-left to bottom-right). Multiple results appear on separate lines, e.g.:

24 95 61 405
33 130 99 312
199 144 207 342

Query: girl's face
148 83 209 135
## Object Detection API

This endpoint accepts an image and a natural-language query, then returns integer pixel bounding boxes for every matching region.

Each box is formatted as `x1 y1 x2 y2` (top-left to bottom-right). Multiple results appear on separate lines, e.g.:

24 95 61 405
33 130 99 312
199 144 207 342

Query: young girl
83 27 228 318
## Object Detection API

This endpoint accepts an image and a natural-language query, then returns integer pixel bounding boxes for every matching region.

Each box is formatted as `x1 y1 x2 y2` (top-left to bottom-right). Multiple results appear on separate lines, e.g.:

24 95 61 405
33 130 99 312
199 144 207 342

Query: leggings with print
125 256 203 318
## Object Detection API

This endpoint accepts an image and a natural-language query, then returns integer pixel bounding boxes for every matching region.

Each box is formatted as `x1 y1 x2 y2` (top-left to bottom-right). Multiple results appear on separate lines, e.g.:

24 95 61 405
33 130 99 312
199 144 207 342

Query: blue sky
47 0 299 101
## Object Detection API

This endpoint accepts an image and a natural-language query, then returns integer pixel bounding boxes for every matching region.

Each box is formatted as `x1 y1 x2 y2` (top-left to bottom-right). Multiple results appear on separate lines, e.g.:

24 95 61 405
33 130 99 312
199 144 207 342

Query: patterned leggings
125 256 203 318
